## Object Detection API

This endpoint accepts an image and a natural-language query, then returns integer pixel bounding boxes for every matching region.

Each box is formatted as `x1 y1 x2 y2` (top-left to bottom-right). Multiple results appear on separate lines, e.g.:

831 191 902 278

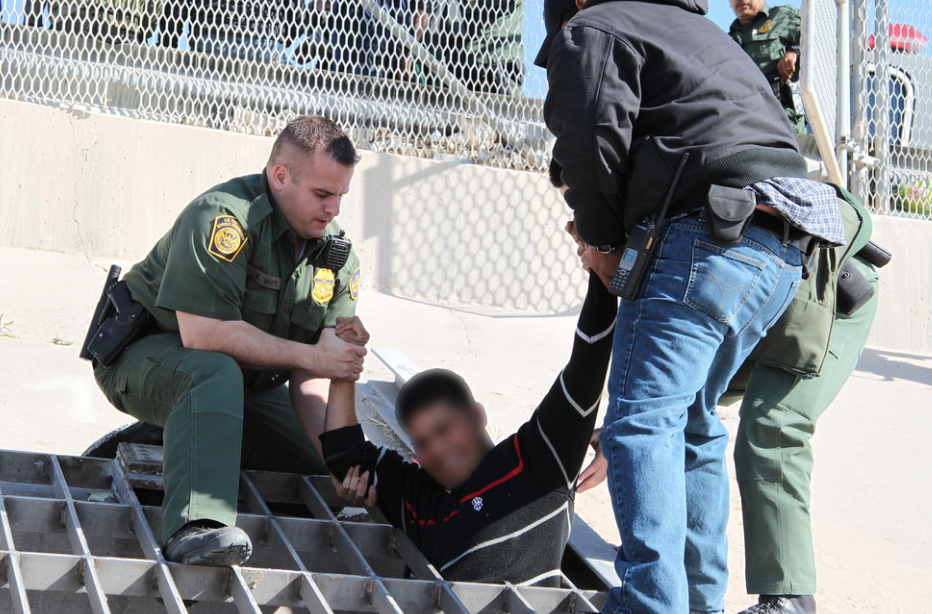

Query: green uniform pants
93 333 327 543
728 257 879 595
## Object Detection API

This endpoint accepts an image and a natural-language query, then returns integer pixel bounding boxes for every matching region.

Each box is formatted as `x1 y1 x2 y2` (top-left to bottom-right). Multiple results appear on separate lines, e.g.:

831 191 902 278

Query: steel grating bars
0 481 30 614
0 446 606 613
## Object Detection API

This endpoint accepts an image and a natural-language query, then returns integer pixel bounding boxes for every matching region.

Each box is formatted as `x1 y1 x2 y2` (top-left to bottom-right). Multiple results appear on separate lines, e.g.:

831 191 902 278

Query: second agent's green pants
725 257 879 595
94 333 327 544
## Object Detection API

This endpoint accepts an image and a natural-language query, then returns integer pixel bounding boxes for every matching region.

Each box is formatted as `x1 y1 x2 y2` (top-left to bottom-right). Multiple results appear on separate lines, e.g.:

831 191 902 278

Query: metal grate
0 446 606 613
0 1 551 172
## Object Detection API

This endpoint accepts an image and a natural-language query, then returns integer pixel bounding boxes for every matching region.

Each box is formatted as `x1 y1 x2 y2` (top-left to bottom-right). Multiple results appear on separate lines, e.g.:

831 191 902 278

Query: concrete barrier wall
1 98 930 353
0 98 582 314
867 215 932 354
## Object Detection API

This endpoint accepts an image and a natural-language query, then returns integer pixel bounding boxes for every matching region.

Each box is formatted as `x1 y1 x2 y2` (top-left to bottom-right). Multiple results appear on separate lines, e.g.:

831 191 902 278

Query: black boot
163 520 252 566
738 595 816 614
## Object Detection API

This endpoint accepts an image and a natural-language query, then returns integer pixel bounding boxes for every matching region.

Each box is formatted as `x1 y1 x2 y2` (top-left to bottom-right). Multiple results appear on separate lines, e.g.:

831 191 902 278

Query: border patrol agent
724 188 887 614
729 0 808 133
87 116 367 567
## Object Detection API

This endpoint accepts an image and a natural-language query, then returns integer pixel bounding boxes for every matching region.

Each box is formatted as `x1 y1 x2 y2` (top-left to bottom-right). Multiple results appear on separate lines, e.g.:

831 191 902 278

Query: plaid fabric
747 177 846 247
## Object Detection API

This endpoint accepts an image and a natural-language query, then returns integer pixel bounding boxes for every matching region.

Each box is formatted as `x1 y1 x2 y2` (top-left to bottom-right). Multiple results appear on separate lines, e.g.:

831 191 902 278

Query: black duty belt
687 209 816 256
747 210 816 256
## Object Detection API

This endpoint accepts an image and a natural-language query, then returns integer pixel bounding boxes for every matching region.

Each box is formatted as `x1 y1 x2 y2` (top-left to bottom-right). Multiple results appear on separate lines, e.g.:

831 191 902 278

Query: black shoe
738 595 816 614
163 522 252 566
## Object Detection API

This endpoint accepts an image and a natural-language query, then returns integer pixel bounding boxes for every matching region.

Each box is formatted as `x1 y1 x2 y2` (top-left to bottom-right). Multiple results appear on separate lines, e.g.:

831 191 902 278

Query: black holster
836 260 874 316
80 268 154 368
835 241 891 316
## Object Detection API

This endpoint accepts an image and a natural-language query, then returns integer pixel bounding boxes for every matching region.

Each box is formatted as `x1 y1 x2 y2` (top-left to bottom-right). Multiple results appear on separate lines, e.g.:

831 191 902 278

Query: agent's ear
575 0 586 10
471 403 488 430
268 164 289 192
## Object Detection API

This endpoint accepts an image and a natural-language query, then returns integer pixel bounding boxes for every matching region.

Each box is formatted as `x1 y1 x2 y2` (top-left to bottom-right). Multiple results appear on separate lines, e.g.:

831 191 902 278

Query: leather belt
748 210 815 255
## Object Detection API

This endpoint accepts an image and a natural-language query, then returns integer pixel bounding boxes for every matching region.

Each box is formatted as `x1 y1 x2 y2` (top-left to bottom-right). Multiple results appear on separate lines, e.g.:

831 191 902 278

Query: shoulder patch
313 268 335 305
349 268 361 301
208 216 247 262
758 19 772 33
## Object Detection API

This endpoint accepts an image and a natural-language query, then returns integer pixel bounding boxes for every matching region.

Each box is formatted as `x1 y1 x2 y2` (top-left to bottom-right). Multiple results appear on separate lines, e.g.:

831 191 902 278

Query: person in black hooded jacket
536 1 845 613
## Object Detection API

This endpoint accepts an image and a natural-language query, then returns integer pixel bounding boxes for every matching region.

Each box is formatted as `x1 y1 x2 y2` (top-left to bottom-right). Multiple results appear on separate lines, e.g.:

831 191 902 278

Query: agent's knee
735 403 815 482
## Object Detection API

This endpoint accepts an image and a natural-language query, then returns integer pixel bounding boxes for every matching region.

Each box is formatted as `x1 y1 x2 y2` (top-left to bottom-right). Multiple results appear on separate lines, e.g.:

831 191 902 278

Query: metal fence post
836 0 851 188
874 0 891 212
848 0 869 205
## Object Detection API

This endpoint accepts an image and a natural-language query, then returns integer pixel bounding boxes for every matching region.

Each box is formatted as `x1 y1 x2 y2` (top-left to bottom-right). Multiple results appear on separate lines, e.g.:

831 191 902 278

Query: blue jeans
600 217 803 614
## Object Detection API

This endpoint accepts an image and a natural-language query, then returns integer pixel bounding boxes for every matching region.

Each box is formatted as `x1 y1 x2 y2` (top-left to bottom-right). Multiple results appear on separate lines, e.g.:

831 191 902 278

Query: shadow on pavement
856 348 932 387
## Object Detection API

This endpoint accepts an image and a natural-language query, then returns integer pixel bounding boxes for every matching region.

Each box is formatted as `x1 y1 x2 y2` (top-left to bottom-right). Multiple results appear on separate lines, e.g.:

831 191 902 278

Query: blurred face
404 401 491 490
268 148 355 240
730 0 765 24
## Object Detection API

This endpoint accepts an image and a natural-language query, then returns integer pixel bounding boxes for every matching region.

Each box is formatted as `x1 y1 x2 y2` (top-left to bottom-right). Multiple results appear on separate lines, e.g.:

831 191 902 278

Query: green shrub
893 180 932 216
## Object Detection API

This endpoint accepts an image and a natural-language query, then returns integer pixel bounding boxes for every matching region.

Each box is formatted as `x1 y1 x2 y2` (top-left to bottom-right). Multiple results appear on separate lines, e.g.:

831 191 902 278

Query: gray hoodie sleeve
543 25 643 248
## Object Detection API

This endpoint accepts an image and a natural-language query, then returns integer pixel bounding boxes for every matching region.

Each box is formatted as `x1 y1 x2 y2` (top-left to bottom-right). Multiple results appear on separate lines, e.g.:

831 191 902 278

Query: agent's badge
208 216 247 262
758 19 772 33
313 268 336 305
349 268 361 301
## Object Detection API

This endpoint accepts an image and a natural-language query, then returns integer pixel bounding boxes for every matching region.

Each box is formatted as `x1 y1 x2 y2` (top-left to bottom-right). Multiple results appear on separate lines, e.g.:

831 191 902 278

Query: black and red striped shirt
321 274 617 586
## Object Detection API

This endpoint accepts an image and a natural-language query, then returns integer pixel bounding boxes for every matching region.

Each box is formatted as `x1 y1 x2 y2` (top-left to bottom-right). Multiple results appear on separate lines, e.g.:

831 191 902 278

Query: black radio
317 231 353 271
609 219 660 300
609 152 690 300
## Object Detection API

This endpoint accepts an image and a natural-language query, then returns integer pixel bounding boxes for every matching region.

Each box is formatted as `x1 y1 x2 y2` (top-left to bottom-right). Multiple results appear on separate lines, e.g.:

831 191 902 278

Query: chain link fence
5 0 931 218
847 0 932 219
0 0 551 172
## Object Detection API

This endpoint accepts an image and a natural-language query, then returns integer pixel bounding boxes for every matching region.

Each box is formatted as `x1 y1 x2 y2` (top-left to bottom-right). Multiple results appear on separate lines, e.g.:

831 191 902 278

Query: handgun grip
79 264 123 362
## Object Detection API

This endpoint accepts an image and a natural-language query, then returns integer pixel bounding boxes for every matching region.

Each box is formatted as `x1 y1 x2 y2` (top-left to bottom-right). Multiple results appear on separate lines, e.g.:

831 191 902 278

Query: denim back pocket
684 240 767 323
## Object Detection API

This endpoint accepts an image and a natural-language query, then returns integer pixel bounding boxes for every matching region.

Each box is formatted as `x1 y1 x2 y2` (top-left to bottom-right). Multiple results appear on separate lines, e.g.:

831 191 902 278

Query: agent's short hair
396 369 476 428
270 115 360 168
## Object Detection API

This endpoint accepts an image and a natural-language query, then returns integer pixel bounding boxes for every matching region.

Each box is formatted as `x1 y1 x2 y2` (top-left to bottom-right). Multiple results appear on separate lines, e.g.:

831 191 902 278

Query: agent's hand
584 248 622 290
566 220 589 265
567 220 621 287
332 466 377 506
315 328 367 381
336 316 370 347
777 50 797 83
577 428 608 493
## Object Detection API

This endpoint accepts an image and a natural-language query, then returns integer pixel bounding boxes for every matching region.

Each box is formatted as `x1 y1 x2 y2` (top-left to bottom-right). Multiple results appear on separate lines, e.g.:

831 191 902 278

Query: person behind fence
416 0 525 95
536 0 846 611
319 270 618 586
729 0 808 134
315 0 415 80
159 0 321 63
84 115 367 567
24 0 157 43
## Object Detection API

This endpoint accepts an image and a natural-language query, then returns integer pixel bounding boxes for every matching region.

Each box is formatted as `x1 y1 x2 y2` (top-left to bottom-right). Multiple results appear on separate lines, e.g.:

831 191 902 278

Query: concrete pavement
0 245 929 612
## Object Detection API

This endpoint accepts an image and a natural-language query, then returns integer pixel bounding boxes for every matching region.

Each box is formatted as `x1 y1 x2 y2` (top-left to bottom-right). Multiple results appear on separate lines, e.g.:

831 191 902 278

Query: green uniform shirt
729 4 807 133
729 4 801 85
123 171 361 391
